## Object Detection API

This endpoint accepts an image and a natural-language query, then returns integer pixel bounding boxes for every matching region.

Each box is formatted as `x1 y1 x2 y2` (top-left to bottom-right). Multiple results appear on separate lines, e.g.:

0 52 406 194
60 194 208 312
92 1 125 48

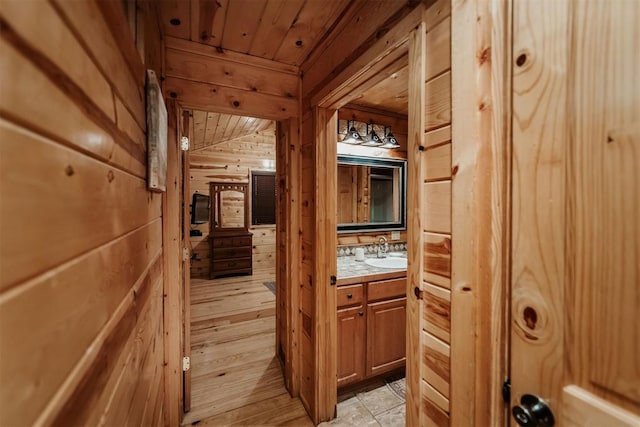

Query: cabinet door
337 305 366 387
366 297 406 377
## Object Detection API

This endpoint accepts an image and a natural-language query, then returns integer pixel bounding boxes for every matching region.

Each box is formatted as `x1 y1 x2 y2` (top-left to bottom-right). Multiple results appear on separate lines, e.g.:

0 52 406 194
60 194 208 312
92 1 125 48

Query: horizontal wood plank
422 331 451 399
423 283 451 342
423 181 451 234
164 77 298 120
425 71 451 132
0 121 162 291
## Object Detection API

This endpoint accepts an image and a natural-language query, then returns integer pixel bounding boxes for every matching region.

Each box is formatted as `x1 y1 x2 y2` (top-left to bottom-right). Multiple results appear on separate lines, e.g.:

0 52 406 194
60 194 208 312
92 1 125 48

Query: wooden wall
420 1 452 425
0 1 164 425
189 127 277 277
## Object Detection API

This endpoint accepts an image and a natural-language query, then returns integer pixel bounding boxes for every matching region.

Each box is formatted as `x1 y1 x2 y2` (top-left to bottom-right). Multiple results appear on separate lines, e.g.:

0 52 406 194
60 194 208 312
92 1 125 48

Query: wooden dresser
210 231 253 278
209 182 253 279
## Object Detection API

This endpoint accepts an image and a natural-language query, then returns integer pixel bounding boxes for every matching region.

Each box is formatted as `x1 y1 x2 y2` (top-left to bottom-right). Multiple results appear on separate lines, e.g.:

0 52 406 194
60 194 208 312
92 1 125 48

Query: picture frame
146 69 167 192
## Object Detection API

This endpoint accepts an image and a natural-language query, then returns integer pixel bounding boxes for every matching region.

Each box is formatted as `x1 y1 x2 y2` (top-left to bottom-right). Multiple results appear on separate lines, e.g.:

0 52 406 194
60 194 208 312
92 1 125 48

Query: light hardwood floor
183 269 312 426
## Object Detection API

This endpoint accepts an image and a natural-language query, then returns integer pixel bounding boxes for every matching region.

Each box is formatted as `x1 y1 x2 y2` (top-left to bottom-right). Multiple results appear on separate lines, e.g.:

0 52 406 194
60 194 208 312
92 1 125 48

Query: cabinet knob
347 293 353 299
358 312 364 317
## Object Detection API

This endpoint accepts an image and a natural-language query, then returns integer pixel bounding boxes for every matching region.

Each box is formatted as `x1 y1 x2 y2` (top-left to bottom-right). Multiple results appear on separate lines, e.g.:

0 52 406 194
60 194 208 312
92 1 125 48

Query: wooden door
366 298 406 377
511 1 640 425
337 305 366 388
181 111 192 413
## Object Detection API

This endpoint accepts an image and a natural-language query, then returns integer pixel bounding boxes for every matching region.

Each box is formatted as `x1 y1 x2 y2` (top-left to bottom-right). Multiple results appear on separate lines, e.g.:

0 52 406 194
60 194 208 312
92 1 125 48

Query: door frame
310 0 512 424
163 104 301 424
309 4 426 424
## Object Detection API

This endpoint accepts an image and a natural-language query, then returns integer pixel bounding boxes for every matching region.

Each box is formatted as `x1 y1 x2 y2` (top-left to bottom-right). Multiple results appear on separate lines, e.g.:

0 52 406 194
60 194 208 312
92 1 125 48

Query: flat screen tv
191 193 210 224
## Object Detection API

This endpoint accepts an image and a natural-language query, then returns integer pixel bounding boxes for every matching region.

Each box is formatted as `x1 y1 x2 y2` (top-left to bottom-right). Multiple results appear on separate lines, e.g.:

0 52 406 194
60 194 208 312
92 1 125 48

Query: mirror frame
337 155 407 234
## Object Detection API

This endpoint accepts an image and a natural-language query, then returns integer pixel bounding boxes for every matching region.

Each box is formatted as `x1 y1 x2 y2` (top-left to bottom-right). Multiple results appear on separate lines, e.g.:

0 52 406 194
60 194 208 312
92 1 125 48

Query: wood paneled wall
0 1 164 425
164 36 299 120
189 127 277 277
421 1 452 425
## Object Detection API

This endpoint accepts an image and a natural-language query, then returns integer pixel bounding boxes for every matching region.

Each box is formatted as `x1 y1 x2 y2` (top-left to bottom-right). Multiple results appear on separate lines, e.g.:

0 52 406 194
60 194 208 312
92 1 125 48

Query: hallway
183 270 312 426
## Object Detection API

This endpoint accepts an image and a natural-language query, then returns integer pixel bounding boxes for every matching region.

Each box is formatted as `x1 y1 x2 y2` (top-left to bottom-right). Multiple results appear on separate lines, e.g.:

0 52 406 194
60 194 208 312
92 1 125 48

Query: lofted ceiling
159 0 351 66
188 110 273 151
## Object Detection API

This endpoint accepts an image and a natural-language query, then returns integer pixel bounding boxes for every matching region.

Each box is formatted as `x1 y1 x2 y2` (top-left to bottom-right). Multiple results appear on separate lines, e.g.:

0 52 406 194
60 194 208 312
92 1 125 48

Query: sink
364 257 407 269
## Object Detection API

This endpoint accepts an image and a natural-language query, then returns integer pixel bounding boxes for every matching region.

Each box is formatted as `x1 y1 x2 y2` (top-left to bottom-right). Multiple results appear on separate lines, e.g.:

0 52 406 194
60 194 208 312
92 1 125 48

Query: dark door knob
512 394 554 427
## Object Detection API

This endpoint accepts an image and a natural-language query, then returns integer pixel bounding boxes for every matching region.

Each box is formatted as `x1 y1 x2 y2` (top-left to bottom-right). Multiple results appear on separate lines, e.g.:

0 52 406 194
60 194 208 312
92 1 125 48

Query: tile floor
319 377 406 427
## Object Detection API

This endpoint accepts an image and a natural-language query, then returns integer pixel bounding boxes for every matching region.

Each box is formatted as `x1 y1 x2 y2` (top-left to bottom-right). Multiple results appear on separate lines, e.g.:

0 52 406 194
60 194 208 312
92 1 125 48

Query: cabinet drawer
367 277 406 302
212 237 235 248
234 236 252 247
212 258 252 271
212 246 252 260
337 284 364 308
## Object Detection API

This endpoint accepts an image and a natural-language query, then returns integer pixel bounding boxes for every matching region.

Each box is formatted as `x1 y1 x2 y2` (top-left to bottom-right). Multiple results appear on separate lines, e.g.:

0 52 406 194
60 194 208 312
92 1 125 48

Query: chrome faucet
377 236 388 258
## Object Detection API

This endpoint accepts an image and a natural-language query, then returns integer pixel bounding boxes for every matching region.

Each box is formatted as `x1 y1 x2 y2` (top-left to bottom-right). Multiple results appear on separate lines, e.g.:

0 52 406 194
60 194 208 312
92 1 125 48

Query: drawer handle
358 312 364 317
347 293 353 299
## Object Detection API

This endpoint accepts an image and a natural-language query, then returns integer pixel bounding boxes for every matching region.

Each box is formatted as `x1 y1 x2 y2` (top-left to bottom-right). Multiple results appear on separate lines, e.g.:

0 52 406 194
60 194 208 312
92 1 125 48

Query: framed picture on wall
146 69 167 192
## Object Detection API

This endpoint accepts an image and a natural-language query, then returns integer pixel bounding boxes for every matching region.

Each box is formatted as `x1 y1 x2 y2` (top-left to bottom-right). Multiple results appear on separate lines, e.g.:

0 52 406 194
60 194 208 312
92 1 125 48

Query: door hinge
182 247 190 261
183 356 190 372
502 377 511 403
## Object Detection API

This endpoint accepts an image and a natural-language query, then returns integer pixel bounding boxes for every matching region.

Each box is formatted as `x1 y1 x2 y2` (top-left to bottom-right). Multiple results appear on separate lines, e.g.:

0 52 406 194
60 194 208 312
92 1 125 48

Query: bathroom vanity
336 255 407 388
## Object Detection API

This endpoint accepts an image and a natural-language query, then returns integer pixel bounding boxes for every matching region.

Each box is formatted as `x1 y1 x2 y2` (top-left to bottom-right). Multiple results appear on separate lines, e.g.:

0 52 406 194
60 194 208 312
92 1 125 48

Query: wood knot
107 170 115 182
65 165 74 176
233 100 240 107
295 40 303 47
478 46 491 65
523 306 537 330
169 18 181 26
169 91 177 98
452 165 459 176
516 53 527 67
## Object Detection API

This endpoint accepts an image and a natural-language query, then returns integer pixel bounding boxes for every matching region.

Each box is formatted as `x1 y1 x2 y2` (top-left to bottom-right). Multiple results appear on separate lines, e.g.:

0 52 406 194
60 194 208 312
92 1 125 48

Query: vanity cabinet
336 276 406 388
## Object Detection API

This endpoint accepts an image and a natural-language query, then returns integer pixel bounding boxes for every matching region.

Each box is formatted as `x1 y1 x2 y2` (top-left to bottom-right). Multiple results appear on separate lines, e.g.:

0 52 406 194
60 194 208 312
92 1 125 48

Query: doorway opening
333 55 410 423
180 110 300 424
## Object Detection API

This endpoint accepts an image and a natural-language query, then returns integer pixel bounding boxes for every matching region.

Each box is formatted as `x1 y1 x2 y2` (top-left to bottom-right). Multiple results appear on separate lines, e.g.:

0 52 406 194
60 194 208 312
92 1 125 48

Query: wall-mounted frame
146 69 167 192
337 155 406 233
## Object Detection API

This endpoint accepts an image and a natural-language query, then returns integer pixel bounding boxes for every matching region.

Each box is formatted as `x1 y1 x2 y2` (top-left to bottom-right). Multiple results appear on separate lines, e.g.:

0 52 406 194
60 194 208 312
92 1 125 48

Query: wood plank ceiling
159 0 351 66
349 64 409 115
188 110 273 151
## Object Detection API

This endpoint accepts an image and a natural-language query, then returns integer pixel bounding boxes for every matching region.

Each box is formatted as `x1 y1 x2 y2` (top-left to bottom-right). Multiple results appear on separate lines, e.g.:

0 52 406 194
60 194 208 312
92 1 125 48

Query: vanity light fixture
361 123 384 147
381 126 400 149
343 120 364 144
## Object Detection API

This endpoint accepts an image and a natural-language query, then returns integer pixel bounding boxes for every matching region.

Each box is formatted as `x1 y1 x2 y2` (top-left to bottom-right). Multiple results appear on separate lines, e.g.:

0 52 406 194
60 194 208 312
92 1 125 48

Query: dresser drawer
337 284 364 308
212 237 235 248
212 246 252 260
367 277 406 302
234 236 252 247
212 258 252 272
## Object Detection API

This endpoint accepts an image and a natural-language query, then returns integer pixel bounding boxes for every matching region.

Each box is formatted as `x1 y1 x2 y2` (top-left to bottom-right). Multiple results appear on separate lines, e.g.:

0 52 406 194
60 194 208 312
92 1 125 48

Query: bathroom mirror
337 155 406 233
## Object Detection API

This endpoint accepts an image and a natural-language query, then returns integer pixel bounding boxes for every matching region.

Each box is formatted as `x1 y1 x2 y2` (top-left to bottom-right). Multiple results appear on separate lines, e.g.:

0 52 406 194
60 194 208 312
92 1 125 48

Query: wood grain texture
510 0 567 414
422 331 450 398
423 283 451 342
425 71 451 132
566 0 640 414
423 180 451 234
312 108 338 423
449 0 512 424
0 2 164 425
163 99 183 426
184 271 311 424
405 22 427 427
422 380 450 427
